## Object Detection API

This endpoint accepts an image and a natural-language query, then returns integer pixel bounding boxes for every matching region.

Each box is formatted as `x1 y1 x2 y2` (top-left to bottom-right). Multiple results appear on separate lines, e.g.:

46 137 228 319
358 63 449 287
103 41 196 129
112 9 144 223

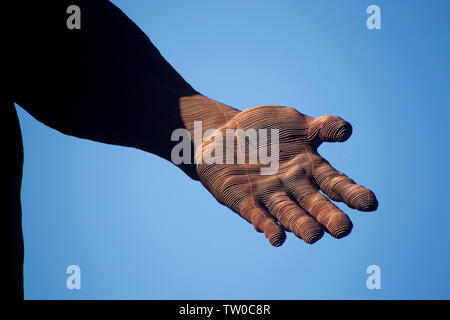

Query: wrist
179 94 240 137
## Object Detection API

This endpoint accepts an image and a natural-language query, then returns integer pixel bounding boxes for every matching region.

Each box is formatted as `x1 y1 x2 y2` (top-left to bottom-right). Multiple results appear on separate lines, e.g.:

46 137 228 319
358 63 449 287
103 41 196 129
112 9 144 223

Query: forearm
8 0 239 180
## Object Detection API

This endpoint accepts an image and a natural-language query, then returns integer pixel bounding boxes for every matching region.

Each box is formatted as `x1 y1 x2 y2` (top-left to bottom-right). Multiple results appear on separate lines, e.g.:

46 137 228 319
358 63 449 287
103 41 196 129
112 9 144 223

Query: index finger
313 159 378 212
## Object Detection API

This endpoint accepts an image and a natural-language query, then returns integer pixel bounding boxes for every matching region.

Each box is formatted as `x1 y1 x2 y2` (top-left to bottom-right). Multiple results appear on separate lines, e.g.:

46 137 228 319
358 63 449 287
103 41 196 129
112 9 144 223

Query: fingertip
357 190 378 212
304 227 324 244
256 217 286 247
327 215 353 239
320 116 353 143
335 121 353 142
347 188 378 212
292 219 324 244
267 228 286 247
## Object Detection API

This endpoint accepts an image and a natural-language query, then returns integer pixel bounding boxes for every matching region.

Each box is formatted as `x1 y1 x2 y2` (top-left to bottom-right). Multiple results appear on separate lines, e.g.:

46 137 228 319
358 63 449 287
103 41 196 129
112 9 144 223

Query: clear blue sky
18 0 450 299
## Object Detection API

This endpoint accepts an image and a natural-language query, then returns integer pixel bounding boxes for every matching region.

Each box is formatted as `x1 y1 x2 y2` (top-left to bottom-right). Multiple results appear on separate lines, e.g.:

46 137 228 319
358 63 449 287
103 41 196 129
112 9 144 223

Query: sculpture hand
196 105 378 246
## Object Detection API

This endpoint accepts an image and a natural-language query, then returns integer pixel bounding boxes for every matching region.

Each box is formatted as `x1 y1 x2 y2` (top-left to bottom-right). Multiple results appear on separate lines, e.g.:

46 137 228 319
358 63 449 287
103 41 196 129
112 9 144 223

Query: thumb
307 115 353 143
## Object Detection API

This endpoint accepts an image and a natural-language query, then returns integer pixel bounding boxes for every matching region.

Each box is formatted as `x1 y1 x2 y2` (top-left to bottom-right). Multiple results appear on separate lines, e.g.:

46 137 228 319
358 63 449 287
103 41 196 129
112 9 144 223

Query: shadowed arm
7 0 377 247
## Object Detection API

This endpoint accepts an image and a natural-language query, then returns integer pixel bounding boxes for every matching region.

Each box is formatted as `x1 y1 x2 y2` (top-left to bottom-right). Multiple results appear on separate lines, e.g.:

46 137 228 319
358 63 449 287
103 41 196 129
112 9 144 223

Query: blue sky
18 0 450 299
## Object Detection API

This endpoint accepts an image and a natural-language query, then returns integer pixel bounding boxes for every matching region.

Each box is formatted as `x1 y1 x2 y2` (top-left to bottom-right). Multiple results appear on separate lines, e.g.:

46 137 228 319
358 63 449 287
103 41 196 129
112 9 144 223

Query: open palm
196 105 378 246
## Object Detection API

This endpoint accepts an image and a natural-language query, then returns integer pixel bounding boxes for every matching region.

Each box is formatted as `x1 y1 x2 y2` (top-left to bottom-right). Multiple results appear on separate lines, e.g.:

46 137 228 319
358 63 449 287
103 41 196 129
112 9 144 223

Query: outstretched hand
196 106 378 246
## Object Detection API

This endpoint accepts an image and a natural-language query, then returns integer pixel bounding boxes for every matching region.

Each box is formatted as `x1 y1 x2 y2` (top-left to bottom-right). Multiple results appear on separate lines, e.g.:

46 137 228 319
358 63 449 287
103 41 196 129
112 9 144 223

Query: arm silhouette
5 1 378 300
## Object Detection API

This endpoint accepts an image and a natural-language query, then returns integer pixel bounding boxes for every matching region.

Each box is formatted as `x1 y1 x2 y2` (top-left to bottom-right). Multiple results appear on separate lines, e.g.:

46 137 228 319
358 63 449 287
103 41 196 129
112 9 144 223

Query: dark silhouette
4 0 377 299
